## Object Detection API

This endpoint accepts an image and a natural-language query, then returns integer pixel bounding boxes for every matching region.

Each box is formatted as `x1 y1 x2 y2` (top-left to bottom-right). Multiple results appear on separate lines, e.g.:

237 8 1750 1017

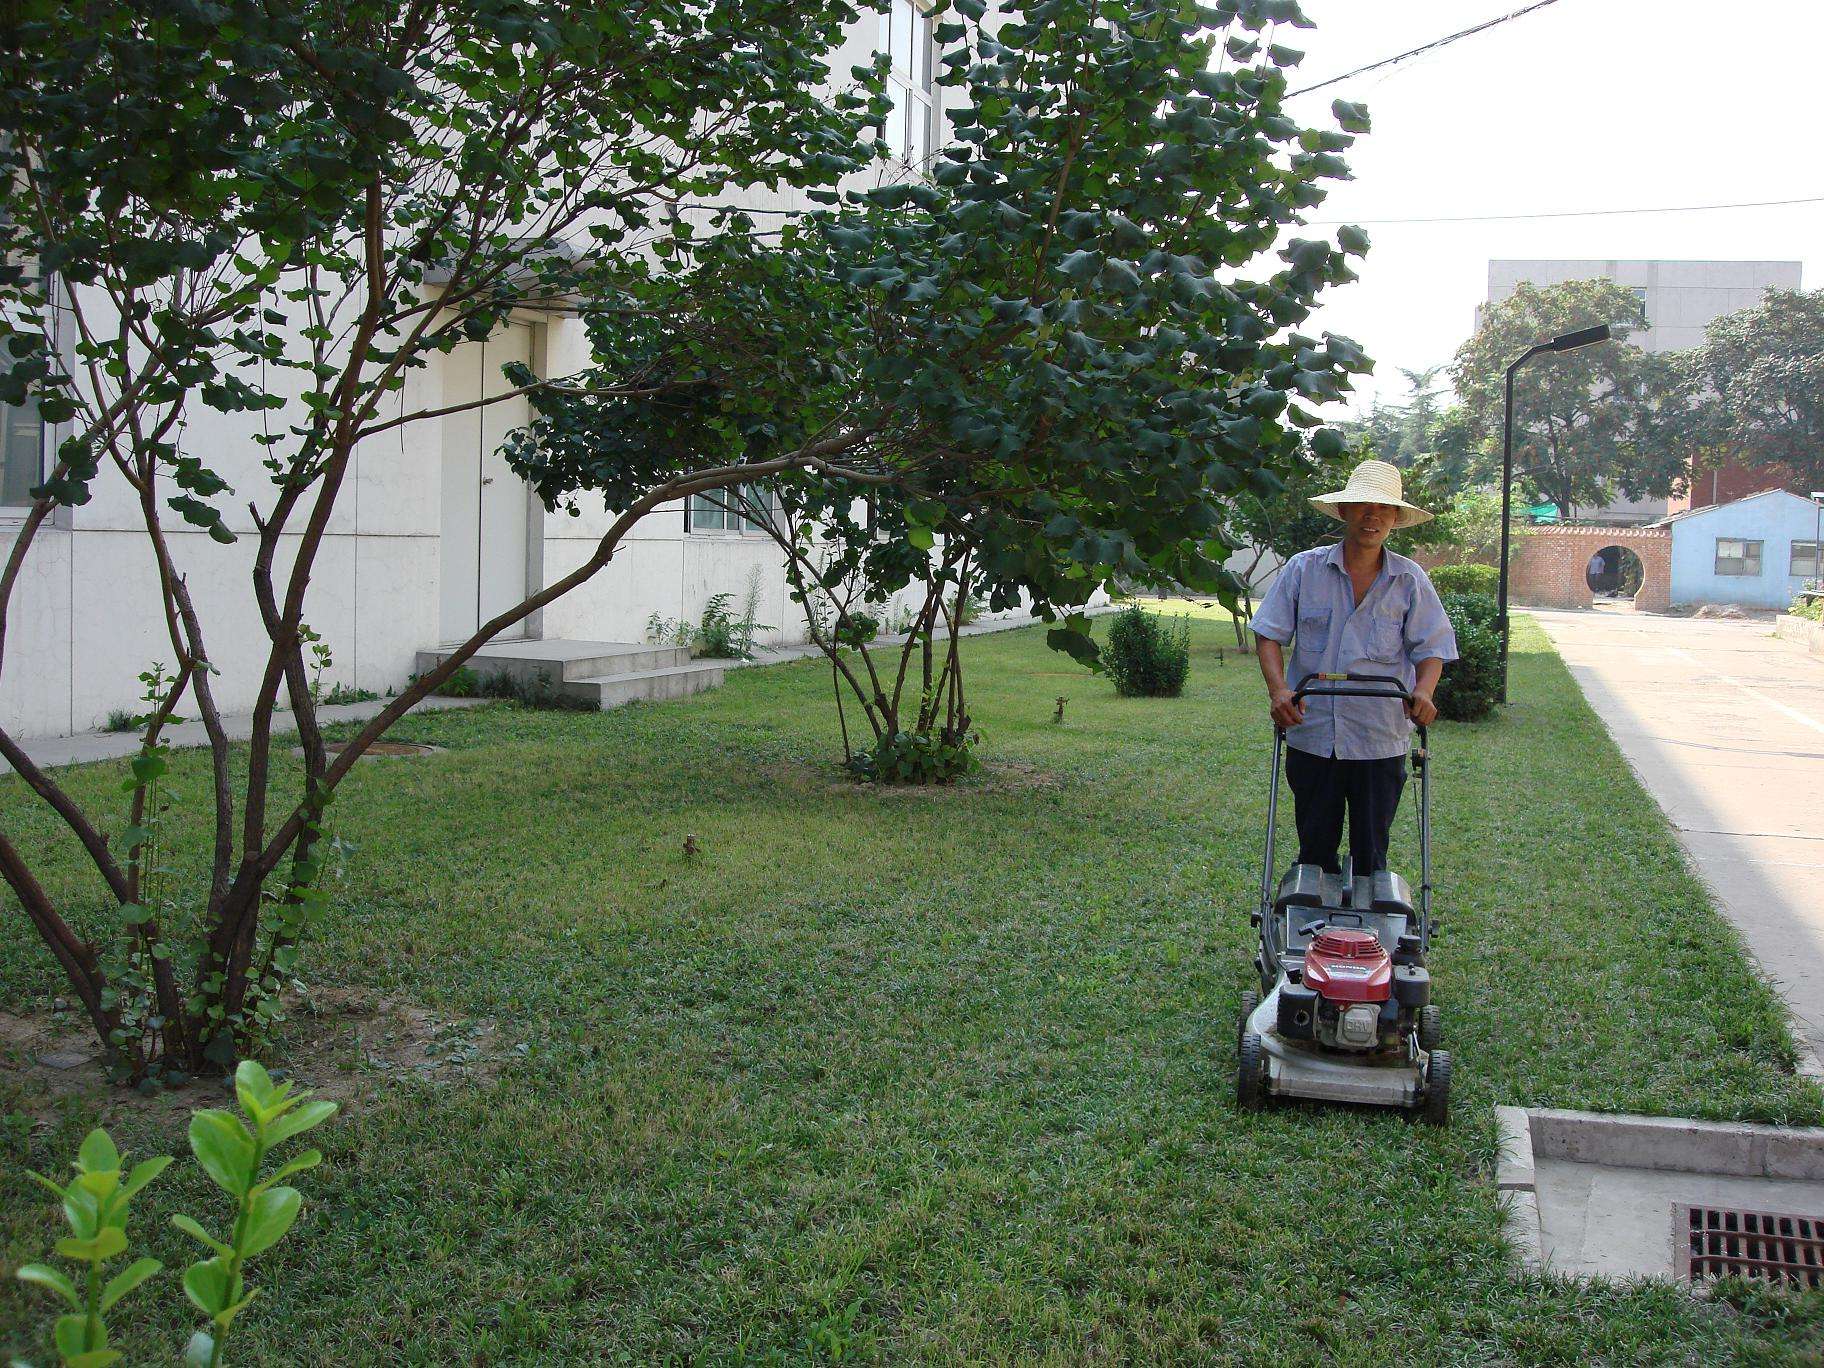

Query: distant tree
1670 287 1824 492
1356 365 1446 468
1448 279 1684 519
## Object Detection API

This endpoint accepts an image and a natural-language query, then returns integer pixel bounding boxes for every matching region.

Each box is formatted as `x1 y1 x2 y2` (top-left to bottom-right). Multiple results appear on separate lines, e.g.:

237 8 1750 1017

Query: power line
1288 0 1564 98
1305 193 1824 226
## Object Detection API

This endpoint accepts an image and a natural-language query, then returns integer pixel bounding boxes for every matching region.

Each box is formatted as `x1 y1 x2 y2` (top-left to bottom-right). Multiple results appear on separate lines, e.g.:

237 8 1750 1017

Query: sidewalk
1532 606 1824 1073
3 695 486 773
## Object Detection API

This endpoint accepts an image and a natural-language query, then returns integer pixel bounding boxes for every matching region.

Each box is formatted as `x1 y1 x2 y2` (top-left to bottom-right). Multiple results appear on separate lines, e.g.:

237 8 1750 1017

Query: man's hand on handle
1405 691 1438 727
1269 687 1306 730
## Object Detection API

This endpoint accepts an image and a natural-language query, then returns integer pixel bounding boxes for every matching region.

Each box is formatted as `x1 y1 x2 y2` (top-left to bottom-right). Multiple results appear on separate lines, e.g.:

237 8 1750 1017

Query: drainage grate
1675 1205 1824 1289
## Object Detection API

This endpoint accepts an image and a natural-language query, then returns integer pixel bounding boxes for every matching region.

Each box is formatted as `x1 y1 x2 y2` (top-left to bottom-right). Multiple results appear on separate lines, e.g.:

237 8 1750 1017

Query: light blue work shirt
1249 543 1459 760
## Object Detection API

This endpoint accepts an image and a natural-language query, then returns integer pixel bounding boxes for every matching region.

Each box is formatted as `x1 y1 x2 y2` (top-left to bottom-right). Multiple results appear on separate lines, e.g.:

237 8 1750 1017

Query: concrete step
563 661 727 710
415 640 692 689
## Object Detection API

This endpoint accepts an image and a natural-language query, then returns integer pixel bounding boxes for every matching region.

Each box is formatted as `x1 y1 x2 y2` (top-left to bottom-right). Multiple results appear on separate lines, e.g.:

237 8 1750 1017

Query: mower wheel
1417 1004 1442 1052
1424 1050 1452 1128
1237 1031 1266 1110
1237 989 1260 1055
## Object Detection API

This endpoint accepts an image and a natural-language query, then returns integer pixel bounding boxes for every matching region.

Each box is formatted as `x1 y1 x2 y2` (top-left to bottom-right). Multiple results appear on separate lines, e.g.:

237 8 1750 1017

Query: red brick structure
1508 525 1671 612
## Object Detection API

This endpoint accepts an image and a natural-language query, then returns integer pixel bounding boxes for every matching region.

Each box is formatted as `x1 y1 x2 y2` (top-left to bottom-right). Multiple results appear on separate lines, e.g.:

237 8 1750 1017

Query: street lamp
1496 323 1613 701
1812 491 1824 598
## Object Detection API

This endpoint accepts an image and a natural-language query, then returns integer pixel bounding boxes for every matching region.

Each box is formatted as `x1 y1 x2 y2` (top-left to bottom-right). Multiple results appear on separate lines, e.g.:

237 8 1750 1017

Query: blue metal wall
1668 491 1820 608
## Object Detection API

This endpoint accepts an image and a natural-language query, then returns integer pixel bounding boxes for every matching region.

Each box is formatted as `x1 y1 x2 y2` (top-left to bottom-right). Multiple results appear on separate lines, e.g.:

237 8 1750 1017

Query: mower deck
1246 988 1427 1109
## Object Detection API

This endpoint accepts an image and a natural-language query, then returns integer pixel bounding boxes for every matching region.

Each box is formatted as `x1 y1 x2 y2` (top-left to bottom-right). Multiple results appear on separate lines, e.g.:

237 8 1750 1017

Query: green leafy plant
102 709 138 735
173 1061 338 1366
847 727 979 786
1435 592 1502 722
431 666 481 699
1789 594 1823 622
17 1129 171 1367
1102 607 1191 698
14 1063 337 1366
1428 563 1498 597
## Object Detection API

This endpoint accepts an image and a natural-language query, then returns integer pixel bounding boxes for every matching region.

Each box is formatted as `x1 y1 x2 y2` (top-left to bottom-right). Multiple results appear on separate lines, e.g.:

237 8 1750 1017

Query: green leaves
18 1128 170 1365
101 1257 163 1312
190 1109 257 1196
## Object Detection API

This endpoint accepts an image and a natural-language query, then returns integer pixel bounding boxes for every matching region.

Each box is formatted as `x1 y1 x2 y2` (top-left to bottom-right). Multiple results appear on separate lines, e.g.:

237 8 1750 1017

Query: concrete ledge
1526 1106 1824 1180
1775 613 1824 660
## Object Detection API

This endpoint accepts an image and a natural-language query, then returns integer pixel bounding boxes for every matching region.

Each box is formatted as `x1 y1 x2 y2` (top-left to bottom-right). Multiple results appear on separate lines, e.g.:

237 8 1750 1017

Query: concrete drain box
1676 1205 1824 1289
1497 1106 1824 1282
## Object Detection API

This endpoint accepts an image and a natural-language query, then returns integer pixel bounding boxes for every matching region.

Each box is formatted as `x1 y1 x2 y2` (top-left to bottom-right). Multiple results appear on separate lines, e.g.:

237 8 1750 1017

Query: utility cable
1305 192 1824 226
1288 0 1564 97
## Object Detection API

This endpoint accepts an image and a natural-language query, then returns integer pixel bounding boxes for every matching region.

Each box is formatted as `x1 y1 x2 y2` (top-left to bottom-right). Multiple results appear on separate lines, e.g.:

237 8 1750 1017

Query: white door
439 324 533 644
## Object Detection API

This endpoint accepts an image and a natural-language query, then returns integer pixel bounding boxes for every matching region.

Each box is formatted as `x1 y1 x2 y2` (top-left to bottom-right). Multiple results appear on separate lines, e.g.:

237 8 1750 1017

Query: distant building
1481 259 1804 526
1656 489 1821 610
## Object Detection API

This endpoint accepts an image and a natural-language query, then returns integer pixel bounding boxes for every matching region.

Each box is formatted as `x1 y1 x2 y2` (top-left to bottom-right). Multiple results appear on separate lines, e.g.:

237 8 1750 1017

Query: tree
0 0 889 1079
510 0 1377 760
1670 287 1824 492
1448 279 1683 519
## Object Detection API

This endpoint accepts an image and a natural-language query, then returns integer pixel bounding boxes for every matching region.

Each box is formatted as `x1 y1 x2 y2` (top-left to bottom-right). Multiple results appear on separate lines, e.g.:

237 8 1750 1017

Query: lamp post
1812 490 1824 599
1496 323 1613 701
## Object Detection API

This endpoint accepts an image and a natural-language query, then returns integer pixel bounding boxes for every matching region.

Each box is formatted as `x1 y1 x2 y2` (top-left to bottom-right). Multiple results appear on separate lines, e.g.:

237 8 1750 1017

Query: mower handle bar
1259 673 1434 957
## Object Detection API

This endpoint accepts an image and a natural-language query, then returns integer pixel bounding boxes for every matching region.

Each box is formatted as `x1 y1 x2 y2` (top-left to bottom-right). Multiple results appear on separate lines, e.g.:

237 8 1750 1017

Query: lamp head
1548 324 1612 351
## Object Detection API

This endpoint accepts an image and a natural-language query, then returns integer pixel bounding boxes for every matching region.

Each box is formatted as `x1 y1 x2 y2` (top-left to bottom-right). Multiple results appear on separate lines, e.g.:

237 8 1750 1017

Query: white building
0 4 987 740
1480 258 1804 525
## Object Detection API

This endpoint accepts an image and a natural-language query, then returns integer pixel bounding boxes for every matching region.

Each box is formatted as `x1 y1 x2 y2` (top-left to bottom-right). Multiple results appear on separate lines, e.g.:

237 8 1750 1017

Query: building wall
0 8 998 739
1667 491 1821 609
1508 525 1671 613
1482 259 1804 525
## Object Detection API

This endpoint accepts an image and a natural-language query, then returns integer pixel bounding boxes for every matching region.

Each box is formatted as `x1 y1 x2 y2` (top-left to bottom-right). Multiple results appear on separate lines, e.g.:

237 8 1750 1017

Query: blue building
1658 489 1822 609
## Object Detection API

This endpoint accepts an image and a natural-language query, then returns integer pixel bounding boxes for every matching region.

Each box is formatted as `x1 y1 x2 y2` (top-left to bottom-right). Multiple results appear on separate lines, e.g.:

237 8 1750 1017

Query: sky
1278 0 1824 417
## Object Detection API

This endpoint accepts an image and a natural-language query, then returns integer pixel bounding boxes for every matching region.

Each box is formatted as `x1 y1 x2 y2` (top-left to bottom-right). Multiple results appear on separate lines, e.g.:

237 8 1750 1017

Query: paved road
1534 606 1824 1071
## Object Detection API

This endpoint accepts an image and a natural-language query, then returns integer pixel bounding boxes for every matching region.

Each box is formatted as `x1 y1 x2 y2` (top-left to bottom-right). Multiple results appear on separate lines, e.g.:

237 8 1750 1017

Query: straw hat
1308 458 1433 529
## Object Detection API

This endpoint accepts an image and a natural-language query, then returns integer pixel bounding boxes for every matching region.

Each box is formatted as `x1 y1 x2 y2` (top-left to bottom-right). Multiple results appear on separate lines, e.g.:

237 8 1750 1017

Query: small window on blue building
1793 541 1820 579
1715 538 1763 576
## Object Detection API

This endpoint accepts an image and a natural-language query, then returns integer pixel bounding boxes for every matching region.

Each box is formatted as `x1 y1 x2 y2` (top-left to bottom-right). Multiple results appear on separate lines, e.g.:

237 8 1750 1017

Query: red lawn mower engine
1299 928 1394 1051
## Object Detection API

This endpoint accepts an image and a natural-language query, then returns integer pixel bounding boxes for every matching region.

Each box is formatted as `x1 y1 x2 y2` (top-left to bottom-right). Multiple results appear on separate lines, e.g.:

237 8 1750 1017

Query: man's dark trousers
1284 746 1407 875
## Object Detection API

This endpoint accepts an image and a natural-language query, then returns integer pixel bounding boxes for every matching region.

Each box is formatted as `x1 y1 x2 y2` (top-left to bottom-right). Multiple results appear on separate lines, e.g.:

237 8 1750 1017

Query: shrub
15 1061 336 1366
1103 606 1191 697
1428 563 1498 597
1434 592 1501 722
847 728 979 785
1790 595 1823 622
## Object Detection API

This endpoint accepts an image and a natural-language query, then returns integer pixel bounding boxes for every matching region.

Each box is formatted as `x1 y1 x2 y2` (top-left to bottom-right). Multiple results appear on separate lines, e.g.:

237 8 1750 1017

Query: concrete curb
1496 1105 1824 1275
730 603 1125 671
1774 612 1824 660
1495 1106 1546 1272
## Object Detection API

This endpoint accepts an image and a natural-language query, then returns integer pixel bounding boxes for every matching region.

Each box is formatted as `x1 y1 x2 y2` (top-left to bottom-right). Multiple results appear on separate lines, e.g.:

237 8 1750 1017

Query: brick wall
1508 525 1671 612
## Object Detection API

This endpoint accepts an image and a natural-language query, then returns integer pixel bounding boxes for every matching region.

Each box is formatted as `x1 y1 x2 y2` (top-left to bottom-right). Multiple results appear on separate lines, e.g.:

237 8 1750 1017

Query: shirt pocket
1295 609 1332 657
1364 613 1405 664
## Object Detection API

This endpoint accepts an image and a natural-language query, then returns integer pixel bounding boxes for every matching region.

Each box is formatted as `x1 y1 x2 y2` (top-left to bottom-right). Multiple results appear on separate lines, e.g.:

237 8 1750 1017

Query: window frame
686 484 775 537
1714 537 1764 577
877 0 936 167
1 249 53 513
1791 540 1820 580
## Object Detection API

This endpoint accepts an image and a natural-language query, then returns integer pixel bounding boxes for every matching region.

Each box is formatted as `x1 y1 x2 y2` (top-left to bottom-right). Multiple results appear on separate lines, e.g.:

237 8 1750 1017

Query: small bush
1103 606 1191 698
1428 563 1498 597
1434 592 1501 721
1790 595 1823 622
847 729 979 785
103 707 138 733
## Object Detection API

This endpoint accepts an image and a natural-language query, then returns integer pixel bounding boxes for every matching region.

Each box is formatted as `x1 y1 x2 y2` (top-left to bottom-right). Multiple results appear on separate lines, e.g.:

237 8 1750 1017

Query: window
1 245 46 507
1629 286 1649 326
688 484 773 534
0 391 43 507
1715 538 1763 577
877 0 935 166
1792 541 1820 579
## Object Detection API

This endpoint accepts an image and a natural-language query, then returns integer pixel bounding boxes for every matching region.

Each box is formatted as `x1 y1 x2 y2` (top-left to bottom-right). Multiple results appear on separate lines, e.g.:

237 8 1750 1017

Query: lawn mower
1235 672 1450 1126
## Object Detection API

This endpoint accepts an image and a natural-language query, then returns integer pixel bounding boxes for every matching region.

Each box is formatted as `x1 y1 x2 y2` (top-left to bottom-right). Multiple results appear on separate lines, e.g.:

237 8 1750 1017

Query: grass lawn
4 609 1824 1363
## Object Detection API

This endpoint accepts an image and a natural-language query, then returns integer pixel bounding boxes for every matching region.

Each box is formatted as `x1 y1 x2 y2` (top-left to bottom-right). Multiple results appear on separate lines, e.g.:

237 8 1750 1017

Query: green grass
4 609 1823 1364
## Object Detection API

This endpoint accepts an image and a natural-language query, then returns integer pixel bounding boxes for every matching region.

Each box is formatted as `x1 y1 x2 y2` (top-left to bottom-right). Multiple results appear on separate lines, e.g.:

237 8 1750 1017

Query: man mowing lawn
1250 458 1456 876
